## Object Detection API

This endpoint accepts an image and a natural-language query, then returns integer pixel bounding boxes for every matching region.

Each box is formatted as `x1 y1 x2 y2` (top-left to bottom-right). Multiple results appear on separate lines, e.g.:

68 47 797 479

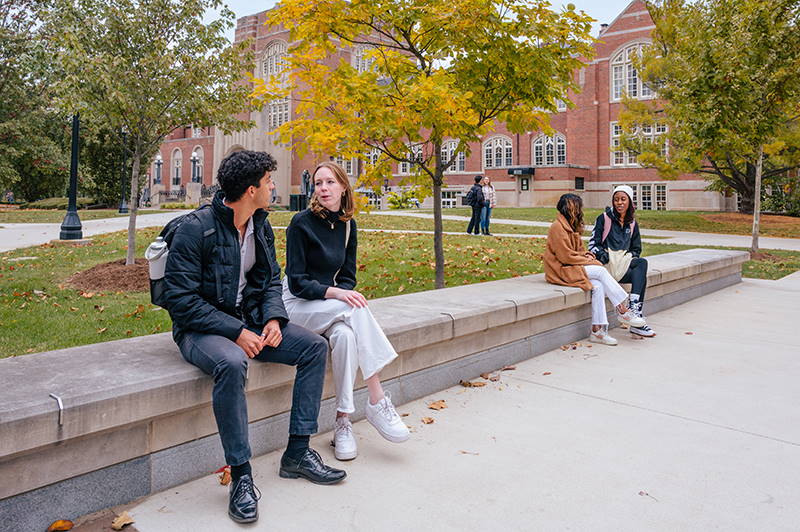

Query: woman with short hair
283 161 409 461
543 193 647 345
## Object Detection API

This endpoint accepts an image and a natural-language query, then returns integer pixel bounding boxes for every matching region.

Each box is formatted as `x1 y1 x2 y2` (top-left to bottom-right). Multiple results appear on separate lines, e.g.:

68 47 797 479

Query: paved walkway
373 211 800 251
0 211 191 253
77 274 800 531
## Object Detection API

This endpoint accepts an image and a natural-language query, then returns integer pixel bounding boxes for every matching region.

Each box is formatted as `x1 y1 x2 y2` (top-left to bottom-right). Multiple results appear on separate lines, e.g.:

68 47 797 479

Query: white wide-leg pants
282 280 398 414
584 265 629 326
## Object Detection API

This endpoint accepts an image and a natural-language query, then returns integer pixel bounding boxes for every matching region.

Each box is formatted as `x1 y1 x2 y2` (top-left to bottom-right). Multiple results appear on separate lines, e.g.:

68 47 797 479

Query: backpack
145 205 217 308
601 212 636 244
464 187 477 206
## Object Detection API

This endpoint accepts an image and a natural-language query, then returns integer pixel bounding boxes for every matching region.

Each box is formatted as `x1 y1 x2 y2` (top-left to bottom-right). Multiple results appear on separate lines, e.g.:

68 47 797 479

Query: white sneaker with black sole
630 302 656 337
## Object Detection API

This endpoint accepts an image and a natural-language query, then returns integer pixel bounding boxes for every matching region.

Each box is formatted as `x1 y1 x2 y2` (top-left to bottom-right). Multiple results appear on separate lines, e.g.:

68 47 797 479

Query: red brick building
157 0 736 211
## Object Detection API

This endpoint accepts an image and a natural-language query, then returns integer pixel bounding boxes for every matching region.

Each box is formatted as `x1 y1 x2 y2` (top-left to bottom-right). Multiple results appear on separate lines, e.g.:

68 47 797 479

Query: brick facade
156 0 735 211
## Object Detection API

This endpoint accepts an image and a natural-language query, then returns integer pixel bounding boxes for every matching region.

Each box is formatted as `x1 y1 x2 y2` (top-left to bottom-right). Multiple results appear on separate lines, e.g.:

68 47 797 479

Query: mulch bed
67 259 150 292
749 252 785 263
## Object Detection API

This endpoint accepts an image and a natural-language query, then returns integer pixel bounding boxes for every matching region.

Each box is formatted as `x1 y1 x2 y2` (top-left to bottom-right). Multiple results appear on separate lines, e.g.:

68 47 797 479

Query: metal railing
157 188 186 203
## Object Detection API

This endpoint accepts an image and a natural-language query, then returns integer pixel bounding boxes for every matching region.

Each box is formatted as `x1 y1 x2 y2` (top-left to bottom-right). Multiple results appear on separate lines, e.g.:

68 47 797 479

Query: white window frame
441 190 459 208
556 98 567 112
268 97 289 130
610 121 668 167
171 148 182 186
352 44 374 73
191 146 204 182
399 145 423 175
532 134 566 166
441 140 466 173
262 40 288 80
610 43 656 102
334 156 355 176
483 136 513 169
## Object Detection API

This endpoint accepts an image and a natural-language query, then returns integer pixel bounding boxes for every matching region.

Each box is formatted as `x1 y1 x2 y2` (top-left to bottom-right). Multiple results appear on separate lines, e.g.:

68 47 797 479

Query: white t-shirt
236 216 256 305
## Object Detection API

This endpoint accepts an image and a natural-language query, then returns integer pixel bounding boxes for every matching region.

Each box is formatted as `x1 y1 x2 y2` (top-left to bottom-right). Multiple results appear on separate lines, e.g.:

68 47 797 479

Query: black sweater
285 208 357 300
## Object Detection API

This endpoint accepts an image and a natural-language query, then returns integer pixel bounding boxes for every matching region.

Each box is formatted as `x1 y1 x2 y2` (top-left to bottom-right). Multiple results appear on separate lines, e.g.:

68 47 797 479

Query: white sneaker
630 302 656 337
365 392 410 443
332 416 357 461
589 327 618 346
617 308 646 328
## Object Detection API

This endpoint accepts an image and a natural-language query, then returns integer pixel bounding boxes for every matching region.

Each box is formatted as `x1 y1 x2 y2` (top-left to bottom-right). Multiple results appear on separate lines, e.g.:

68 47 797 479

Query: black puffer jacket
163 191 288 345
588 206 642 264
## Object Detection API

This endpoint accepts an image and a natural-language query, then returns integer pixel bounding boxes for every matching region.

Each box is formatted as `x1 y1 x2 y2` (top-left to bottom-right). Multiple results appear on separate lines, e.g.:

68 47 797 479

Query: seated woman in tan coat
543 194 647 345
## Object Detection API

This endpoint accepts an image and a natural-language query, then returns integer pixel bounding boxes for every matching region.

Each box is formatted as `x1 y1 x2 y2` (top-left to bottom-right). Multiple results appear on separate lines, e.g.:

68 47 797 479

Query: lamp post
190 151 199 183
154 154 163 184
60 114 83 239
383 178 390 193
118 127 129 214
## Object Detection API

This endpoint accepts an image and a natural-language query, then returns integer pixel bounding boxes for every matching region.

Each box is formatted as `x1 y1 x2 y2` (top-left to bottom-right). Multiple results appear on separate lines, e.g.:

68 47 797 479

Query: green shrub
25 197 96 210
387 188 425 209
160 202 195 209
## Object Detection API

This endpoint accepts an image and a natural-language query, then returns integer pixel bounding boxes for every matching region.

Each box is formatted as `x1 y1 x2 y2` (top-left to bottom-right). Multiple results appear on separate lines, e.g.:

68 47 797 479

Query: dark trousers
620 257 648 301
466 204 483 234
178 322 328 466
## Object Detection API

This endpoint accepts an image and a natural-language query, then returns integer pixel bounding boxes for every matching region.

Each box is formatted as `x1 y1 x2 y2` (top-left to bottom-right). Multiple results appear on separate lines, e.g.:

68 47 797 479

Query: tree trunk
432 177 445 289
750 146 764 254
125 146 141 266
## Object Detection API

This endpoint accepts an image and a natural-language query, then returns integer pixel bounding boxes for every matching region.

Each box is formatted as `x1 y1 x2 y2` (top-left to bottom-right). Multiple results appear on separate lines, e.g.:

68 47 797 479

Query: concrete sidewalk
0 211 189 253
374 211 800 251
85 275 799 531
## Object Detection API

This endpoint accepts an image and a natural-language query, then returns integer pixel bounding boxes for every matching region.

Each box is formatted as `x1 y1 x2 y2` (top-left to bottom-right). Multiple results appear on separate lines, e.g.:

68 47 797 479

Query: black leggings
619 257 647 301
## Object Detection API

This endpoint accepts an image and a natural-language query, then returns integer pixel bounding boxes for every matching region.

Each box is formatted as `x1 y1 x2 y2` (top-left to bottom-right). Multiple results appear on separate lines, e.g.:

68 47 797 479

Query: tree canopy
619 0 800 238
45 0 256 263
255 0 595 287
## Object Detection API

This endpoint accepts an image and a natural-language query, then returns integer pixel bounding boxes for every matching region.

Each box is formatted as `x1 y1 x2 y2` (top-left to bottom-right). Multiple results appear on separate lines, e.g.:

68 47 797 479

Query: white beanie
612 185 634 202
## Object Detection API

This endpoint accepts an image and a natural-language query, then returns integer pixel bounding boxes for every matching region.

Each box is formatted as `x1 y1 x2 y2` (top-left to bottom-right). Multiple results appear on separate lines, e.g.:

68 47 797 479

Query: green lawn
0 209 175 224
1 225 798 358
418 207 800 239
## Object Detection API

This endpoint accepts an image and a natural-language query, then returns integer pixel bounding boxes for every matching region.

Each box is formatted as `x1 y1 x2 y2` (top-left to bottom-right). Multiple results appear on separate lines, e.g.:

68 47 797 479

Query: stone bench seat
0 248 748 530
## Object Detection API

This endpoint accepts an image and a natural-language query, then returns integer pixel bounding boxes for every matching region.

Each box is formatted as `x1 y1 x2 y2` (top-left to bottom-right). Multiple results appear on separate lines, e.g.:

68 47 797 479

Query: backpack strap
601 212 612 243
194 206 223 305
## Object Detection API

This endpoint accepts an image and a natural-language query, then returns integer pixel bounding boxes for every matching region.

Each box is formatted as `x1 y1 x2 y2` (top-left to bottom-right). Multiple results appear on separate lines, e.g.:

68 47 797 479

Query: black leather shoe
279 448 347 485
228 474 260 523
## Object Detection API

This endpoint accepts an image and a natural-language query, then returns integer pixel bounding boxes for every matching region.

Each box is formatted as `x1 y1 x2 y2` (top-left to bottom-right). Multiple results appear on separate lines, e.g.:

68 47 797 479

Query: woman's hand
326 286 368 308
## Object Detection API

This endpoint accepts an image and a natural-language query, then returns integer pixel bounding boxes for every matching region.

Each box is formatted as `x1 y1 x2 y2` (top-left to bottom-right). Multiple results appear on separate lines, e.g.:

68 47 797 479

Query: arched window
441 140 465 173
262 41 288 80
611 43 654 101
399 145 423 174
171 148 182 186
191 146 204 183
263 41 290 130
483 136 513 169
352 45 374 73
533 134 566 166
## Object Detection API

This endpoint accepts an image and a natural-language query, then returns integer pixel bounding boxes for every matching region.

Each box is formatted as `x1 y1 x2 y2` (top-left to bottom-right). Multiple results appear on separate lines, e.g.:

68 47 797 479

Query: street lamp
190 151 199 183
60 114 82 240
383 178 390 192
154 154 163 184
118 127 129 214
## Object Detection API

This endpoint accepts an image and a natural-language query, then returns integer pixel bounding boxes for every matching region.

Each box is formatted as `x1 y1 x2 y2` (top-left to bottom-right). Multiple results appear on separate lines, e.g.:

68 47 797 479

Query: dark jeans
466 204 483 234
620 257 648 301
178 322 328 466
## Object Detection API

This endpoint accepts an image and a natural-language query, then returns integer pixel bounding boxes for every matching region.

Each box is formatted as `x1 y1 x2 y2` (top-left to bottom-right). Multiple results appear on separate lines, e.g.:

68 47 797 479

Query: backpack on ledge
145 205 216 308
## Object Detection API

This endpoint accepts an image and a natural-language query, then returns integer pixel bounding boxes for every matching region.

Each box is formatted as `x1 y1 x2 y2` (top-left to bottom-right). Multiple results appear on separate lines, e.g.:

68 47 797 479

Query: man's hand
260 319 282 348
236 328 264 359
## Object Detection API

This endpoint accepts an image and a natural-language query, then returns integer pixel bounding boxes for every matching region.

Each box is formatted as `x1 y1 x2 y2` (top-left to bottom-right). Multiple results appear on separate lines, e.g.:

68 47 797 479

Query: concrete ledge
0 249 748 529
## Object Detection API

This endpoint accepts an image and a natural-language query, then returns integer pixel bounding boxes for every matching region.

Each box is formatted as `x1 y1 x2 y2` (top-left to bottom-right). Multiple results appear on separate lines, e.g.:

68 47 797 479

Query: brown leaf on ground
480 372 491 379
400 413 410 417
215 465 231 486
111 511 135 530
427 399 447 410
488 374 501 381
421 417 435 424
459 450 479 455
685 331 694 335
46 520 74 531
459 380 487 388
542 372 552 376
500 365 516 371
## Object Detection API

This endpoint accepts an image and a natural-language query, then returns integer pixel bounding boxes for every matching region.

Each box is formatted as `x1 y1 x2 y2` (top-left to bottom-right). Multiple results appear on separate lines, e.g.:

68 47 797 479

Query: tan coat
543 214 601 291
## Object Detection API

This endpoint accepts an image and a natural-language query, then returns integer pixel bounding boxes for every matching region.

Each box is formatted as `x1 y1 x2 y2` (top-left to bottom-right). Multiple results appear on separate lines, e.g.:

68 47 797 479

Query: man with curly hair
163 150 346 524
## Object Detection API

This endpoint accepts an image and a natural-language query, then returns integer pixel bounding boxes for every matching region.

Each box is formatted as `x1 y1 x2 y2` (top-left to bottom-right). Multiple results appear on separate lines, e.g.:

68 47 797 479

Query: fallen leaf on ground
459 450 479 455
500 365 516 371
630 334 644 340
96 327 107 334
421 417 435 424
685 331 694 335
542 372 552 376
400 413 409 417
480 372 491 379
111 511 135 530
215 465 231 486
46 520 74 531
427 400 447 410
459 380 486 387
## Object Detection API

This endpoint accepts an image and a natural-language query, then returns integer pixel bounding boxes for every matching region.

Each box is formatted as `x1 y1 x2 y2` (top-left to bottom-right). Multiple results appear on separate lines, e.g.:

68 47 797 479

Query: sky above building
208 1 639 43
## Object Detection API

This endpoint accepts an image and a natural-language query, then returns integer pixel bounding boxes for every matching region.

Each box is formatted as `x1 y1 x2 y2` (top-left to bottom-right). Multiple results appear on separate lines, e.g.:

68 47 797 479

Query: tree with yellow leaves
254 0 594 287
